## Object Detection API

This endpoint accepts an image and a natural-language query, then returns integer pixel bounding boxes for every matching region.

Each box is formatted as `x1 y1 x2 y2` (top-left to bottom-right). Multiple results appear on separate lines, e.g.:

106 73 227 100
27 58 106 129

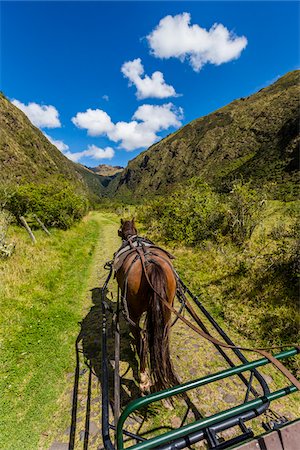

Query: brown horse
115 218 179 394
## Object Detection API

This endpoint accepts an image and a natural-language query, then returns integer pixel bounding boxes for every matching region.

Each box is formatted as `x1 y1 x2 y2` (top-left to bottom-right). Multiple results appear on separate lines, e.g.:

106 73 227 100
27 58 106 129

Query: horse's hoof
140 371 151 395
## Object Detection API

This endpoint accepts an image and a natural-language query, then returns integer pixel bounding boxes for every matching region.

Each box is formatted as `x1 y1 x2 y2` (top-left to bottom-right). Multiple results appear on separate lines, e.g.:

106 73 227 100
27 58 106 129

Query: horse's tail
145 262 179 391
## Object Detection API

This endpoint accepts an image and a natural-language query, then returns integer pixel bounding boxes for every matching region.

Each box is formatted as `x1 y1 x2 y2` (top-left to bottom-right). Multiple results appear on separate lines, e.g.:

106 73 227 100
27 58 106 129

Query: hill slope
0 93 105 197
116 71 299 197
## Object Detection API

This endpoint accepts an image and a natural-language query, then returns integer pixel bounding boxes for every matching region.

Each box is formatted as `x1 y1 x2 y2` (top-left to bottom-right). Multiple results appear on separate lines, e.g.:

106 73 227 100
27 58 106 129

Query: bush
222 181 266 245
5 182 88 229
139 179 224 245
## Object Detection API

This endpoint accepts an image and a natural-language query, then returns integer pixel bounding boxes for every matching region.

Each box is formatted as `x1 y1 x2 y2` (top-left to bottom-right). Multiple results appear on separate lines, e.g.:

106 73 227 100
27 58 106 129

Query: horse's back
116 249 176 320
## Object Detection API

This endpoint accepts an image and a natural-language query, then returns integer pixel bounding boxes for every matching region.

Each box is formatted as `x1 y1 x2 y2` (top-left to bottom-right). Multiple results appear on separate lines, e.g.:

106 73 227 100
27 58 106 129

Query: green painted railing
116 348 299 450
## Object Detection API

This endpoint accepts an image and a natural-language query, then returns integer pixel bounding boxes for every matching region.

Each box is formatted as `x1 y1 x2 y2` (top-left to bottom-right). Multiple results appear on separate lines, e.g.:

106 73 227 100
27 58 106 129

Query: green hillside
0 93 105 197
115 70 299 198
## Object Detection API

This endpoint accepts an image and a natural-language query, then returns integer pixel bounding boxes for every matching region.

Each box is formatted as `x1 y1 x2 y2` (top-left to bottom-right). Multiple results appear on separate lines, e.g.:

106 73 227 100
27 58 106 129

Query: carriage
100 220 299 450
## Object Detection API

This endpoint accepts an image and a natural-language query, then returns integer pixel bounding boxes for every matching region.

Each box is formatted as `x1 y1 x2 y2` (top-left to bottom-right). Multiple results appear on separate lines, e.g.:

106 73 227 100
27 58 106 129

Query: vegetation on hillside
138 180 300 369
0 92 106 200
0 180 88 229
116 70 299 200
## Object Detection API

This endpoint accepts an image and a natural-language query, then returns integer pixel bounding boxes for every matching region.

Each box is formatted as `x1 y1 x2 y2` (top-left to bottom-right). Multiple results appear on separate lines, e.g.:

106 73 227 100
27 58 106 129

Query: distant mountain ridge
89 164 123 177
114 70 299 198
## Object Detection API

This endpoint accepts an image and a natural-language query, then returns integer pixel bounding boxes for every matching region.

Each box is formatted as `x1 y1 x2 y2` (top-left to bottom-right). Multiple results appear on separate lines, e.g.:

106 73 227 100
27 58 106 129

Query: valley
0 69 299 449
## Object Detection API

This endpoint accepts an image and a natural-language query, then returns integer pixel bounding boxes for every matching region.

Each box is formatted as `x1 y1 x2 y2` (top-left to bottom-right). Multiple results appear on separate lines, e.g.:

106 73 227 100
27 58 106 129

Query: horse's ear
132 217 135 224
120 218 124 225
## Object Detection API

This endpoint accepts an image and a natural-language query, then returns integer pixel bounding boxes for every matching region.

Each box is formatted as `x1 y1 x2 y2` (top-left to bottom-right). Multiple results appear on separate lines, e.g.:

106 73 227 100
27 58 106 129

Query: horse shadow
84 287 140 399
69 286 203 449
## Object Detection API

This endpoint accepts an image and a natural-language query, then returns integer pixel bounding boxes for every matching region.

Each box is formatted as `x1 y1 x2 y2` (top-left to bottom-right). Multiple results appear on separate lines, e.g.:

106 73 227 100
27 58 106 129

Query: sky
1 1 299 168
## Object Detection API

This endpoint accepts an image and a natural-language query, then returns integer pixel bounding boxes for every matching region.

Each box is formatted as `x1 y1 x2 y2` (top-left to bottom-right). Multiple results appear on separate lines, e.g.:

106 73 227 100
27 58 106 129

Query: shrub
223 181 266 245
5 182 88 229
139 179 225 245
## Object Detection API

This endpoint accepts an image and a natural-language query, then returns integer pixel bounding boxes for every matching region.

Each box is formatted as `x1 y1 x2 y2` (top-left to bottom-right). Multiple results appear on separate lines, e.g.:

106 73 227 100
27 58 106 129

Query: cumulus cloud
133 103 183 131
108 121 157 151
64 145 115 163
12 99 61 128
44 133 69 152
72 103 183 151
147 12 247 72
121 58 177 99
71 108 114 136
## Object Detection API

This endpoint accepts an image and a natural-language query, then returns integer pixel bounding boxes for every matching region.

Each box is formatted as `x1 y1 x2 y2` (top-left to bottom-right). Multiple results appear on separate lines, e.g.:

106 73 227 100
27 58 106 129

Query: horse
115 218 179 394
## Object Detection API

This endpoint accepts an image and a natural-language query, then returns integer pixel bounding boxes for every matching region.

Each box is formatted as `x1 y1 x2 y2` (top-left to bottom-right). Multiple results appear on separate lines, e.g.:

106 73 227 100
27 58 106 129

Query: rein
117 237 300 391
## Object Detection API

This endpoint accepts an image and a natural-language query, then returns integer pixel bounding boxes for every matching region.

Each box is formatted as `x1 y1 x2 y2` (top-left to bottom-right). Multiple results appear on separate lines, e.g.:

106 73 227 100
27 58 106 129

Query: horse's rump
116 248 179 391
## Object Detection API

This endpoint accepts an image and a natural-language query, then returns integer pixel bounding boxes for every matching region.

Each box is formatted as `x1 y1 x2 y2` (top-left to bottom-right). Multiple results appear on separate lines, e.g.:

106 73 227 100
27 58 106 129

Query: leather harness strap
118 237 300 390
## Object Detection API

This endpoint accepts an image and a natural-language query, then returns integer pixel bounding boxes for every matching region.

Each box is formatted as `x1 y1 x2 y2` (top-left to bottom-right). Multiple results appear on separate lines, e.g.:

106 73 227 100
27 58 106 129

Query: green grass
0 213 105 449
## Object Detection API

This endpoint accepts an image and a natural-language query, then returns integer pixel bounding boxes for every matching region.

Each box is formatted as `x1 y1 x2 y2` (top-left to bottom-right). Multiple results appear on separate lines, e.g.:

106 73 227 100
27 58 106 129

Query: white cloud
121 58 177 99
133 103 183 131
102 95 109 101
147 12 247 72
71 108 114 136
44 133 69 152
64 145 115 163
12 99 61 128
108 121 157 151
72 103 183 151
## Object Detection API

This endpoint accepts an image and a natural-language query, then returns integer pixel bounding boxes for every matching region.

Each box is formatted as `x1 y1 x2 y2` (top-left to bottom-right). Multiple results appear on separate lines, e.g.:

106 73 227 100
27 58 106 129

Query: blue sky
1 1 299 168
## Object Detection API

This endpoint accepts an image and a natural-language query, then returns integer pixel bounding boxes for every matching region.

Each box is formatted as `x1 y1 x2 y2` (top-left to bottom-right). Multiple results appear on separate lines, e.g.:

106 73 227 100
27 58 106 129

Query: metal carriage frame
101 262 299 450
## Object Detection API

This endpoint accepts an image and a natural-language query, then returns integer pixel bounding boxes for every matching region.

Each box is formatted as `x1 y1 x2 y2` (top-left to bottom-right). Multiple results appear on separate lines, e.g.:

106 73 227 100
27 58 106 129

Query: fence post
34 215 51 236
20 216 37 244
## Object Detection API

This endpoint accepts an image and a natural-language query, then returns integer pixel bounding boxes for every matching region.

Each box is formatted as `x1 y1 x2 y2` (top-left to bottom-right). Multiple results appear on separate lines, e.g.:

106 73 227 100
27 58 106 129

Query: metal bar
183 300 261 398
177 278 270 397
116 348 298 450
158 405 284 450
101 265 115 450
120 385 297 450
109 424 147 442
83 367 92 450
243 371 254 404
114 288 121 432
157 411 255 450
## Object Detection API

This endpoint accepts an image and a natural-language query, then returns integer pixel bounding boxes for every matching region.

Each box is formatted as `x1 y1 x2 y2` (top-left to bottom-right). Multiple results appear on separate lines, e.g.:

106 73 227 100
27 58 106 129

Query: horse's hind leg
139 329 151 394
130 323 151 394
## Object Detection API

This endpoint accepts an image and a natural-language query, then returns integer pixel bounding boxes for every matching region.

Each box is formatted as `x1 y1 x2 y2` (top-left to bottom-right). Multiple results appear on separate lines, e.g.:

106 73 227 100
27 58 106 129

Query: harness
113 235 177 330
113 235 300 390
113 235 174 273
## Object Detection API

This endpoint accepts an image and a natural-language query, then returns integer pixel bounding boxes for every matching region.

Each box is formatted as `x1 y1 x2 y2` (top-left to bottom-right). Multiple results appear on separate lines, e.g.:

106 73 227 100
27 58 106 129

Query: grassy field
0 212 118 449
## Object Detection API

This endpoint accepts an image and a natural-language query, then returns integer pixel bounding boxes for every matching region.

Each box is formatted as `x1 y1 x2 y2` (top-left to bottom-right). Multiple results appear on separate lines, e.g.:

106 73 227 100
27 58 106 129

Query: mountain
89 164 123 177
115 71 299 197
0 93 105 198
